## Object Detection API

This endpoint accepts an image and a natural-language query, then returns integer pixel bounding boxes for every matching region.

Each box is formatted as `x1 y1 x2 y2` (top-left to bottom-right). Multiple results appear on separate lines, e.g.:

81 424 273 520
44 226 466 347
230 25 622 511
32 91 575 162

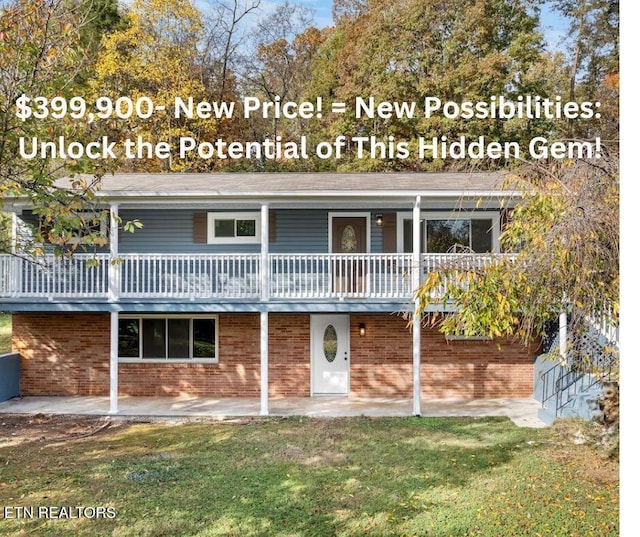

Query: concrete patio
0 396 547 427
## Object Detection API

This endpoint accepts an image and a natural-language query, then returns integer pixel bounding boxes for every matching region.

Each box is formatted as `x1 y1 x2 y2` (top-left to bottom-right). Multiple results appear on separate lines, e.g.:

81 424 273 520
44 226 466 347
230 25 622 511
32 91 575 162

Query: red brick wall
349 314 413 397
13 312 536 399
119 314 261 397
13 313 111 396
269 314 310 397
349 314 537 398
13 312 310 397
13 313 263 397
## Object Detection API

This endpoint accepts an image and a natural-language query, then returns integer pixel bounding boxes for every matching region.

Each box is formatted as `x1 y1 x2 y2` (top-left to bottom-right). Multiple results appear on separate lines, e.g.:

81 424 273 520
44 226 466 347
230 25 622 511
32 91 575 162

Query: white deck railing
586 301 619 346
119 254 261 298
270 254 414 299
0 252 508 301
420 253 509 273
0 254 109 298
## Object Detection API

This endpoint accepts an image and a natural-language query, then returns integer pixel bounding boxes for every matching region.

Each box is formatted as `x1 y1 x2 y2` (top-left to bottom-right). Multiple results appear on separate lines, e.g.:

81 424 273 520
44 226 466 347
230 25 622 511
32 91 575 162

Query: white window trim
118 314 219 363
327 212 372 253
207 212 261 244
396 211 501 253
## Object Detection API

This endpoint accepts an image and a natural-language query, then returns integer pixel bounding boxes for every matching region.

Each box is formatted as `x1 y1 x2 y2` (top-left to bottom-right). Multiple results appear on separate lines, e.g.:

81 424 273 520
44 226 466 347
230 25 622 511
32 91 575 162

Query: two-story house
0 172 537 415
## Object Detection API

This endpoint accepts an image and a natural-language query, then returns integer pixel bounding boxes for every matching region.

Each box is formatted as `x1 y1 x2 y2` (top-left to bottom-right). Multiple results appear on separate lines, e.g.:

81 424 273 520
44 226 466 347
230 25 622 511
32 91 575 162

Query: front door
311 314 350 395
332 217 367 254
331 217 367 294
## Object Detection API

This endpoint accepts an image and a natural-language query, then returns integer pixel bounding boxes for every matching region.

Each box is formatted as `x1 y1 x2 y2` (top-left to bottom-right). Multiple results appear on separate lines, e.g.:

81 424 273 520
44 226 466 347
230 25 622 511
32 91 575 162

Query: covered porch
0 395 547 427
12 310 540 419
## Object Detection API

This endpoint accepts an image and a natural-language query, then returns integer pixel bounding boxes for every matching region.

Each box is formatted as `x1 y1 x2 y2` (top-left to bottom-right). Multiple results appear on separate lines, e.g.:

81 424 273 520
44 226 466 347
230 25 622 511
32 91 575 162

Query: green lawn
0 417 618 536
0 313 10 353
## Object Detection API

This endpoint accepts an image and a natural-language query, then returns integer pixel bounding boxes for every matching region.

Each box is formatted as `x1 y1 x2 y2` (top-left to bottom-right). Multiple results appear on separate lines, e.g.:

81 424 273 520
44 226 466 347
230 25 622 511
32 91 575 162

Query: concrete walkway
0 396 547 427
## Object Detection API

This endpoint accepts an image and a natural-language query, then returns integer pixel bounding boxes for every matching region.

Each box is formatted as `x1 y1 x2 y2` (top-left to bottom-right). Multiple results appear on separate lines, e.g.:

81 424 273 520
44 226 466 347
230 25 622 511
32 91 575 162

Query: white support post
260 311 269 416
109 310 119 414
412 196 422 416
10 213 18 297
261 204 269 302
108 204 120 302
260 203 270 415
10 213 17 254
559 310 568 361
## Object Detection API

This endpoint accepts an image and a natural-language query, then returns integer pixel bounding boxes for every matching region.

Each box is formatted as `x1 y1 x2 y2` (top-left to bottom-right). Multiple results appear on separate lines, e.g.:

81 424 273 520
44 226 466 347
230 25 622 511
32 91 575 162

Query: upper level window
398 211 500 253
207 212 260 244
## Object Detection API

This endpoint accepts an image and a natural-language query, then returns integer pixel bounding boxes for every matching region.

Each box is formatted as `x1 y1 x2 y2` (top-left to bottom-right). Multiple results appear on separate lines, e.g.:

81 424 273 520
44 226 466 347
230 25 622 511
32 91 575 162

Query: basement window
118 315 218 362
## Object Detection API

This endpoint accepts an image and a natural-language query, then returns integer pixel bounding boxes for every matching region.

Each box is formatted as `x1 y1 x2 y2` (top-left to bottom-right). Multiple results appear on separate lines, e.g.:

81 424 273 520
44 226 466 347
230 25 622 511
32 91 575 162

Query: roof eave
99 189 523 201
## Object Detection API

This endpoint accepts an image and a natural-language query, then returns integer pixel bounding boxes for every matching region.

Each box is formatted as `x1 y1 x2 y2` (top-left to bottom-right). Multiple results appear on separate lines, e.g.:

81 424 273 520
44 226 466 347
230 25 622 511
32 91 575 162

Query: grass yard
0 313 10 353
0 416 618 536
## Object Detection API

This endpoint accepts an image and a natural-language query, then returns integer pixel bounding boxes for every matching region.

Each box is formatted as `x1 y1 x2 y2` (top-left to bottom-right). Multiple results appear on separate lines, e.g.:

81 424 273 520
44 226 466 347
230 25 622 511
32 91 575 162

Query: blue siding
119 209 260 254
120 209 386 254
21 208 389 254
371 222 383 253
270 210 327 253
272 210 386 253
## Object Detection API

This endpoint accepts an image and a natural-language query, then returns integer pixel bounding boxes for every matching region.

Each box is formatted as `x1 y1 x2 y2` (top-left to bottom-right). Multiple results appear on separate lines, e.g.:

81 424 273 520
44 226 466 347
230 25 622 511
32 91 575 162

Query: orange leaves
603 72 619 90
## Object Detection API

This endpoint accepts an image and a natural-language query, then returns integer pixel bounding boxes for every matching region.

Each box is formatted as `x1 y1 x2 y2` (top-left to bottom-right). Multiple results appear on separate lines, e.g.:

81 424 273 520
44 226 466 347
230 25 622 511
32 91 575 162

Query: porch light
375 214 384 226
359 323 366 336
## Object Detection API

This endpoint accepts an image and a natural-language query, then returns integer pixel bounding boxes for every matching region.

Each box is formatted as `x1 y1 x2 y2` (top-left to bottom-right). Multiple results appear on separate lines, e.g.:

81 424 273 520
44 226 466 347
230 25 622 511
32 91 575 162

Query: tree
0 0 114 254
93 0 213 172
552 0 618 102
239 0 323 167
196 0 262 153
551 0 619 146
416 155 619 356
306 0 553 171
200 0 261 103
332 0 369 21
81 0 123 39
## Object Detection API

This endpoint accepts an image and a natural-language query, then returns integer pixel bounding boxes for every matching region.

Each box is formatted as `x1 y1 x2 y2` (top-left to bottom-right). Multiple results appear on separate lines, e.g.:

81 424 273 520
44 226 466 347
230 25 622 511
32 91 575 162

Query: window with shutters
206 212 261 244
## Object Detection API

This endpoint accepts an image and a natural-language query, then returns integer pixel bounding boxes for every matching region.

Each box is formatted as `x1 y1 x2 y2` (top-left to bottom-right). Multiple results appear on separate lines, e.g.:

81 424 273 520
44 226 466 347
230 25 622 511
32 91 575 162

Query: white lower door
311 314 350 395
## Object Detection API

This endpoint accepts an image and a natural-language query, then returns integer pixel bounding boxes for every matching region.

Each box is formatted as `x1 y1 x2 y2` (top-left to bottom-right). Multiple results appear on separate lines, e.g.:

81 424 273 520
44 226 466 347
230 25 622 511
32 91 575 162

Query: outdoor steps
536 373 604 425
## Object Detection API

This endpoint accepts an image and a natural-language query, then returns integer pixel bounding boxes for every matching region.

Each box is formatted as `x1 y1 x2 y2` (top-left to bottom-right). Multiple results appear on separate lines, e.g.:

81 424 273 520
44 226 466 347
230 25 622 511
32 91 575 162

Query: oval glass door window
341 225 357 253
323 324 338 362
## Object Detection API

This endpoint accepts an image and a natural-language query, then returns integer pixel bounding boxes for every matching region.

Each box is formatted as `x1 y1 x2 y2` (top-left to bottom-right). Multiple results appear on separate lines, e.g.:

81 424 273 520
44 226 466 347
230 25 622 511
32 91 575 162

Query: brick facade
13 312 536 399
268 314 310 397
14 313 111 396
119 314 261 397
350 314 537 398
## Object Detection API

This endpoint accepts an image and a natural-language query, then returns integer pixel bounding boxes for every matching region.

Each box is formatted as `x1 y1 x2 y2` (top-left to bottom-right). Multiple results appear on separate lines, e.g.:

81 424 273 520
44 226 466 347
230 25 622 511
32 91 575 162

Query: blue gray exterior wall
0 353 20 401
119 209 260 254
20 207 496 255
118 209 383 254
